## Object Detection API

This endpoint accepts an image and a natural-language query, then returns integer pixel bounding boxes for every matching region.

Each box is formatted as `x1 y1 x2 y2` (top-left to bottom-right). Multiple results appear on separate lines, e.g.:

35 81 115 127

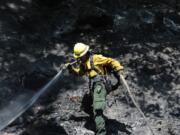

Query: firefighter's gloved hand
118 70 124 77
64 63 72 70
112 70 123 90
112 83 119 90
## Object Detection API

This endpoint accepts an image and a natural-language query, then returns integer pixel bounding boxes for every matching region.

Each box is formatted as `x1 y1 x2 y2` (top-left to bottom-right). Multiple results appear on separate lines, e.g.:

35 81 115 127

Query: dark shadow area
81 93 94 117
69 115 96 132
20 119 67 135
106 118 132 135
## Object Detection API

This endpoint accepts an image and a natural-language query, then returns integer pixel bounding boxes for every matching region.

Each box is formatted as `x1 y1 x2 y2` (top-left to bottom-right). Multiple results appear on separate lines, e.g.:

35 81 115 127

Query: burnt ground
0 0 180 135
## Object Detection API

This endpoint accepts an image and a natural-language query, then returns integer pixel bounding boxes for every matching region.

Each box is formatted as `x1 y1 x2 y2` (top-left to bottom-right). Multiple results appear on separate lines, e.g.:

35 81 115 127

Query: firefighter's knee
93 100 106 113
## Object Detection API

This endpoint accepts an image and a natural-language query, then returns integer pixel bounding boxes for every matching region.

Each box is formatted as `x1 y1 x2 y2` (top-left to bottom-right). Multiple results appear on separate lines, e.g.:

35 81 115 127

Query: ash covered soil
0 0 180 135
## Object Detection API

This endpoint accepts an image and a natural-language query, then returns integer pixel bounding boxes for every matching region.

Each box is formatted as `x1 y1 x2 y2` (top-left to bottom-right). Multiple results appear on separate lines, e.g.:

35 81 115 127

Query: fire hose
120 74 156 135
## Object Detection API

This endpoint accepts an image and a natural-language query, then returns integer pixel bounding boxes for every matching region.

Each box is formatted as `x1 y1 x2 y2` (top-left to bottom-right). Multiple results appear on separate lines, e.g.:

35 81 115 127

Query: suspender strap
90 55 102 75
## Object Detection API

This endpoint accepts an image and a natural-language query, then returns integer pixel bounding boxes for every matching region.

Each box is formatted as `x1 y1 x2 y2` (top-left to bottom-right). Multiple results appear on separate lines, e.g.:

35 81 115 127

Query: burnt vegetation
0 0 179 135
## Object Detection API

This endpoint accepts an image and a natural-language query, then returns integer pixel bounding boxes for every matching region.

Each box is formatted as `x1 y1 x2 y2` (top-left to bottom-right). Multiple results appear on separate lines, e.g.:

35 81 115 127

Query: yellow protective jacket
70 54 123 78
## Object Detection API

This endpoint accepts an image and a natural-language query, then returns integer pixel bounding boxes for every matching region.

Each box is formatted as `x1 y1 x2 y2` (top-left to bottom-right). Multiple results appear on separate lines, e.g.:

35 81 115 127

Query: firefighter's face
80 54 87 62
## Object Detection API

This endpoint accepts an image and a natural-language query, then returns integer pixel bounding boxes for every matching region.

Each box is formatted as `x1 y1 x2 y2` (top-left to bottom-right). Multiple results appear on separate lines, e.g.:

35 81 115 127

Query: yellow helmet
73 43 89 58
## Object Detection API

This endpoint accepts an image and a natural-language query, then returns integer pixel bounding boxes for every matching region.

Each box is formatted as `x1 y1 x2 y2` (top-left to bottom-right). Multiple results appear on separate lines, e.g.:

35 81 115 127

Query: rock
158 52 170 61
170 107 180 117
139 10 155 24
163 47 173 54
113 14 128 32
163 17 180 32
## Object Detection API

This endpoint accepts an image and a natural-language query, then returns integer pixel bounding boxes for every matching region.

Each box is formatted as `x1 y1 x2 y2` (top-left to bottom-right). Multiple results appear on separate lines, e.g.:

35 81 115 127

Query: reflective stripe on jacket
70 54 123 78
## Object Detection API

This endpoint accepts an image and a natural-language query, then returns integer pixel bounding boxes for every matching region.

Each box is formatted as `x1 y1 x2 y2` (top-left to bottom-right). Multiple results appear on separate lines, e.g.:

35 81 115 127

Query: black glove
112 70 123 90
112 82 120 90
64 63 73 70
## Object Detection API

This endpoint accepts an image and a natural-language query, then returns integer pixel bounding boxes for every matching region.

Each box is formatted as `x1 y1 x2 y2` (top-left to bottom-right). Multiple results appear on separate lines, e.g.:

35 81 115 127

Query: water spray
0 61 76 131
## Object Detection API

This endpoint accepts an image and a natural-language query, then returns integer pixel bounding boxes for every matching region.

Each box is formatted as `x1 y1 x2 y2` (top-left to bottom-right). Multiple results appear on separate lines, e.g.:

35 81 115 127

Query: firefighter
66 42 124 135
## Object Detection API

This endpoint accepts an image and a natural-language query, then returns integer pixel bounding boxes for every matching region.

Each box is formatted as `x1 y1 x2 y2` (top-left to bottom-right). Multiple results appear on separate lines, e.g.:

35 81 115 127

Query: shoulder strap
90 55 102 75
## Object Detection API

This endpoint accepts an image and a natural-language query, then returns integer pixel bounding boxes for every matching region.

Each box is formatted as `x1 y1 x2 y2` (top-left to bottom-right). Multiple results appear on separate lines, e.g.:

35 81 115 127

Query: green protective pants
93 82 107 135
